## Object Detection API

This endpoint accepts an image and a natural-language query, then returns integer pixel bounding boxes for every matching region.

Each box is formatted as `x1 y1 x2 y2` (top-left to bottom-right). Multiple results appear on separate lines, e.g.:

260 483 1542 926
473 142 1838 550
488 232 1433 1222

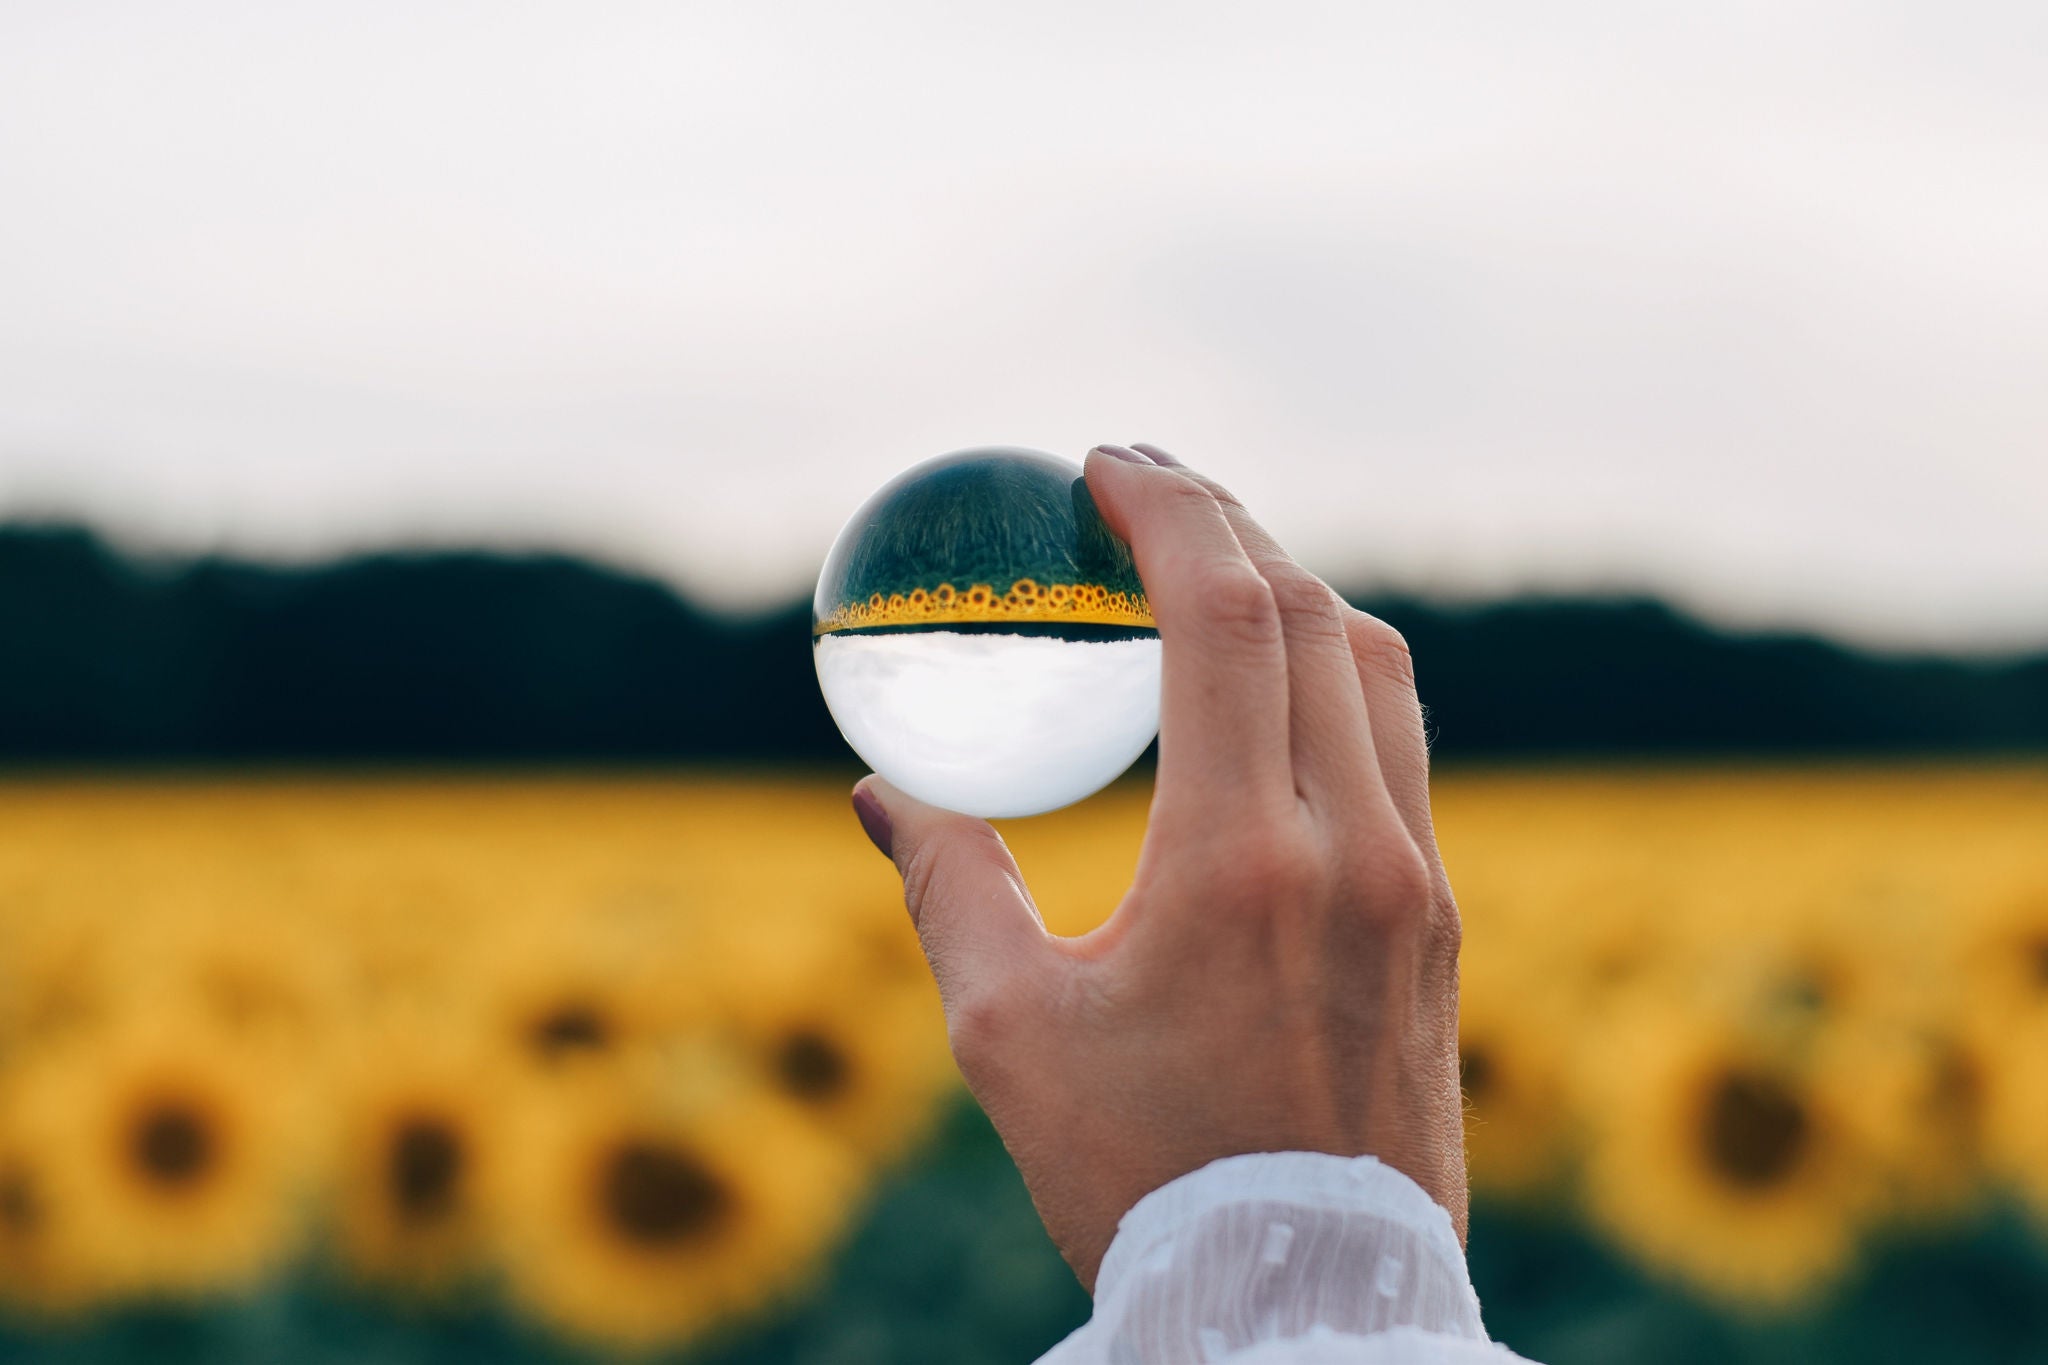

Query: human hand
850 443 1466 1292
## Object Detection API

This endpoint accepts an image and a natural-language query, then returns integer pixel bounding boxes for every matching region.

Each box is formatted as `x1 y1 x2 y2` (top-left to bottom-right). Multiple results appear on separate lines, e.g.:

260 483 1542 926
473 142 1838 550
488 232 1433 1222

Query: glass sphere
814 447 1162 819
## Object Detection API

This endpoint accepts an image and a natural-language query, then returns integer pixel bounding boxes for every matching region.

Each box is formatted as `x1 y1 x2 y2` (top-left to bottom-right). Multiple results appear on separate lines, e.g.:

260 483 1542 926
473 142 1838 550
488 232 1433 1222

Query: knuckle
1345 611 1415 686
1160 466 1224 513
1349 833 1433 918
1383 841 1434 907
1267 567 1346 637
1188 472 1246 513
943 982 1014 1069
1198 567 1284 649
1218 823 1320 905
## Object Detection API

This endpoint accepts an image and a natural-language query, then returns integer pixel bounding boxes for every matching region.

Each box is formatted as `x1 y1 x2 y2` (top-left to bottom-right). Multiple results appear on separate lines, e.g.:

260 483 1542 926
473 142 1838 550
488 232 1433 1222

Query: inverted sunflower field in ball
813 448 1162 819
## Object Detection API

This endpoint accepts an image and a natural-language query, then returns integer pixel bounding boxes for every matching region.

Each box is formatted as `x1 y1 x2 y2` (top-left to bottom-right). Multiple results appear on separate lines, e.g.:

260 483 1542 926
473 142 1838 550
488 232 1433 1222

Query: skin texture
852 443 1466 1293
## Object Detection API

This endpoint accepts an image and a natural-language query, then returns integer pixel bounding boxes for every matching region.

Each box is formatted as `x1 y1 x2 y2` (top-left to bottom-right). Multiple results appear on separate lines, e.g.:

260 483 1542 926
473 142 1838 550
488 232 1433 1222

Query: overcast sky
2 2 2043 654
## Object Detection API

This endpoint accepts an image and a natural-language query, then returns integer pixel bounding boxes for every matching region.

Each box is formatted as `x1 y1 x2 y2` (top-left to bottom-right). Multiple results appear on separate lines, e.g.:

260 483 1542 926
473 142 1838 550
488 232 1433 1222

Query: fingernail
851 784 894 859
1091 444 1151 464
1131 442 1182 467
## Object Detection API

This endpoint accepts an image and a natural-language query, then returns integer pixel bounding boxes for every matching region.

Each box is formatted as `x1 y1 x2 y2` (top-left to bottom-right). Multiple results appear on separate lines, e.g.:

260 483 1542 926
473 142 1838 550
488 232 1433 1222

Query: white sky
1 1 2044 654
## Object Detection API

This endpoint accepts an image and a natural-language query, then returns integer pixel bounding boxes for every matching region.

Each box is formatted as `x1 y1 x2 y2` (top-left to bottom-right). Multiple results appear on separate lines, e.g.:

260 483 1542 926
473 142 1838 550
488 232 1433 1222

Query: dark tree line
1 526 2042 764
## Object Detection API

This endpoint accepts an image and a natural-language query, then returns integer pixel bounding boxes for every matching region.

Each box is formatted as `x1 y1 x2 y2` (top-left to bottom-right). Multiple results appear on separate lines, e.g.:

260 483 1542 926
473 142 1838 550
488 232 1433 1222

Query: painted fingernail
1131 443 1182 467
851 784 894 859
1091 444 1151 464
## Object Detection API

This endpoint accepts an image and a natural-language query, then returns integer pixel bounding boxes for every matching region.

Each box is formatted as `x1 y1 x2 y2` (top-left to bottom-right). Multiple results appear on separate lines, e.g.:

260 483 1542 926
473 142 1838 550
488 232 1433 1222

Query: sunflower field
1 766 2046 1363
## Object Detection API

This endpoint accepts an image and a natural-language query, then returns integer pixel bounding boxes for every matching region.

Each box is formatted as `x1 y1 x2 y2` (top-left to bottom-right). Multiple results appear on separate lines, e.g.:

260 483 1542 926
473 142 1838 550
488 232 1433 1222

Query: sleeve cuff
1097 1154 1482 1358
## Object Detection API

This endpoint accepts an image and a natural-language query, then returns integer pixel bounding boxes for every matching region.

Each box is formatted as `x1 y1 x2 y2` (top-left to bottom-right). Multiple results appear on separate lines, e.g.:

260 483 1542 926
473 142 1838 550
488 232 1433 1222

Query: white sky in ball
816 632 1162 819
1 2 2044 654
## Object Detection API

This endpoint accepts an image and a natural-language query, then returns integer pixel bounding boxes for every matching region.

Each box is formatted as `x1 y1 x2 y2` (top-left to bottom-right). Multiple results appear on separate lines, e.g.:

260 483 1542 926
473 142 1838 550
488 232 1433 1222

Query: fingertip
1089 443 1153 465
1129 442 1184 468
1081 450 1146 545
854 776 992 846
857 774 939 822
850 779 895 860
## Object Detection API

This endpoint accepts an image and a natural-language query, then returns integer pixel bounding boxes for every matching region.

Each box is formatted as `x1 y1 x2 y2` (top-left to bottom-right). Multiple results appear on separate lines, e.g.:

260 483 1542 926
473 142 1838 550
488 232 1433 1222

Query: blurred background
2 3 2046 1363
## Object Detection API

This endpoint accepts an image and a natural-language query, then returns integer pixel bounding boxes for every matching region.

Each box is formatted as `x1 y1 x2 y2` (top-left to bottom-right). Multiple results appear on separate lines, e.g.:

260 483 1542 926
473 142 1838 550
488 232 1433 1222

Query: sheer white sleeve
1034 1152 1537 1365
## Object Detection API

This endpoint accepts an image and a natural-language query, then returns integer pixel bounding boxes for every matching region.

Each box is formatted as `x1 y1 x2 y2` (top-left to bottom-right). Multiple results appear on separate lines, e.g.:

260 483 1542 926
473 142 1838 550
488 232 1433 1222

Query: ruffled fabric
1038 1152 1535 1364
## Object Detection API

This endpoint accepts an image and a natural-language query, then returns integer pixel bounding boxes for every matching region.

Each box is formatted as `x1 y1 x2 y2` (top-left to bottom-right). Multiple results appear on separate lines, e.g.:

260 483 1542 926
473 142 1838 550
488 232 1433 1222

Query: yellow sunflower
0 1076 103 1318
1576 1002 1889 1309
106 898 345 1067
1706 893 1975 1223
325 1014 516 1293
709 917 952 1166
1719 878 1917 1037
834 895 938 994
1456 952 1574 1198
0 895 120 1052
1909 864 2048 1221
331 865 492 1015
1948 869 2048 1032
467 907 704 1077
1530 870 1696 1026
1811 1014 1980 1225
10 1007 316 1300
493 1065 858 1351
1969 1007 2048 1228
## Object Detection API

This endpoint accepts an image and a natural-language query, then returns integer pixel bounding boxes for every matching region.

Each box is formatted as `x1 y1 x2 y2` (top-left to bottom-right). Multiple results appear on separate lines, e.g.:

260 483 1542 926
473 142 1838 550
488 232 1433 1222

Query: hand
850 443 1466 1292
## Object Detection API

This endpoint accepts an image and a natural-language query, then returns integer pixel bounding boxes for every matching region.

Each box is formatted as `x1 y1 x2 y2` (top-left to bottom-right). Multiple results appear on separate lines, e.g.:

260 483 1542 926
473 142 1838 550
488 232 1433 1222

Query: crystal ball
814 447 1162 819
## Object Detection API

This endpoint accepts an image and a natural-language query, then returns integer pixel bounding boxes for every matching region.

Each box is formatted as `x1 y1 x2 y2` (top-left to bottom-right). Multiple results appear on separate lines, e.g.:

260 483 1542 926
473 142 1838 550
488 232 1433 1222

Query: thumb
852 776 1051 1014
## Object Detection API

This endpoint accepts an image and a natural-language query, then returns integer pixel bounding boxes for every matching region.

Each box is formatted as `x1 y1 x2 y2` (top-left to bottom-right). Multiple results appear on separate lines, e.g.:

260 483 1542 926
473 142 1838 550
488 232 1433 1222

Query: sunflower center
0 1168 38 1235
1701 1070 1808 1188
131 1100 216 1189
529 1002 613 1059
775 1028 852 1101
1931 1043 1983 1143
2026 933 2048 990
388 1116 465 1225
602 1140 731 1248
1785 967 1832 1014
1459 1046 1495 1100
1590 943 1644 987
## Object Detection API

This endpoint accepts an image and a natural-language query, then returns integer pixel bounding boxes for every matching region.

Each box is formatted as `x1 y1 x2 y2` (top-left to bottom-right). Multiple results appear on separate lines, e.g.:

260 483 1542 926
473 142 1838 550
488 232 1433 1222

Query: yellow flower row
0 777 956 1347
0 766 2045 1327
813 579 1155 634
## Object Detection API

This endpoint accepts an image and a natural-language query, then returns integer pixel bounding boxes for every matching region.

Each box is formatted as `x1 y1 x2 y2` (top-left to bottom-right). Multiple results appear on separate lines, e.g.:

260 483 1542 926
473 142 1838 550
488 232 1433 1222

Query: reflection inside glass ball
813 448 1161 819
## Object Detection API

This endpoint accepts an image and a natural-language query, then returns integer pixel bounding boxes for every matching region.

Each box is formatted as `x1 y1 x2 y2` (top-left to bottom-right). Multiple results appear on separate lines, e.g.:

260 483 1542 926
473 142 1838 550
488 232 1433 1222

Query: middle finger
1130 444 1394 830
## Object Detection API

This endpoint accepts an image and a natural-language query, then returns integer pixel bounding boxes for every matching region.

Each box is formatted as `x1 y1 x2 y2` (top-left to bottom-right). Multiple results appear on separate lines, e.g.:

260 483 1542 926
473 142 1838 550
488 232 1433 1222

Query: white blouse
1034 1153 1537 1364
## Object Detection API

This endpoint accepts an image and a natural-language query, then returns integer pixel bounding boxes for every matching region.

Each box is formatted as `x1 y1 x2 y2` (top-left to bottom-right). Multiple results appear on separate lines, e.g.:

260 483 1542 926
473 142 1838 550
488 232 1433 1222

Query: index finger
1133 443 1439 859
1083 445 1294 823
